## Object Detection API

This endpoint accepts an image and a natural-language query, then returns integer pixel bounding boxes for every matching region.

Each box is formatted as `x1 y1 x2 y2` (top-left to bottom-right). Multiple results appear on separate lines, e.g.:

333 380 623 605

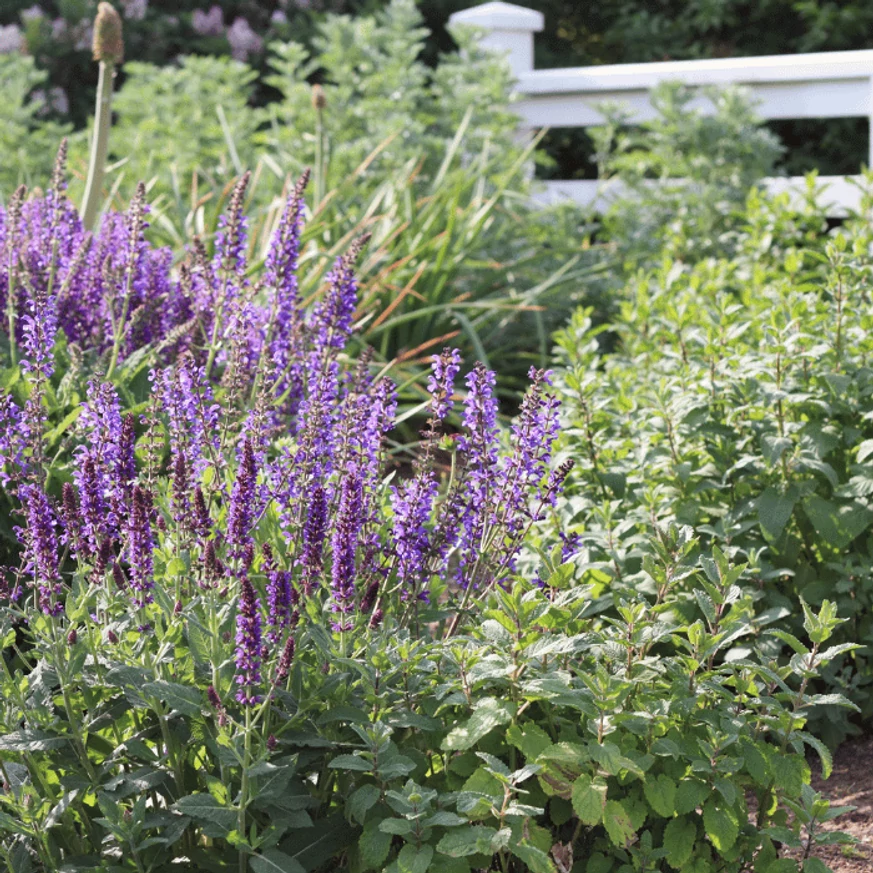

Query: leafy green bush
591 82 783 270
553 176 873 747
0 54 71 194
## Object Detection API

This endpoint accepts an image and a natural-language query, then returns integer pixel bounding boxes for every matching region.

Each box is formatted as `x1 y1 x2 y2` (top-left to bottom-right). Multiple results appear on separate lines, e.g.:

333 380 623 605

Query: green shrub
553 177 873 746
0 53 71 195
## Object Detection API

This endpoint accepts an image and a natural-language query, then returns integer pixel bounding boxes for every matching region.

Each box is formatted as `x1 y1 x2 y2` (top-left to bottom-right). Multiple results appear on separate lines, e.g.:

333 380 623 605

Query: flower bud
67 628 77 645
107 629 119 644
174 599 183 615
267 734 277 752
92 3 123 65
311 84 327 111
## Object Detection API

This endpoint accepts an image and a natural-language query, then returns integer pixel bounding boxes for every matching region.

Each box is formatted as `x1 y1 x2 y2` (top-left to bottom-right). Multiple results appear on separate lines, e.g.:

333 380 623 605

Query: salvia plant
0 148 858 873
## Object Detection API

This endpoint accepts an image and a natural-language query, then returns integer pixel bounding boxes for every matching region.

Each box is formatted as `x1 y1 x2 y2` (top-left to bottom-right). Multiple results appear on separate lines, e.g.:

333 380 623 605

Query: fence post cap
449 2 544 32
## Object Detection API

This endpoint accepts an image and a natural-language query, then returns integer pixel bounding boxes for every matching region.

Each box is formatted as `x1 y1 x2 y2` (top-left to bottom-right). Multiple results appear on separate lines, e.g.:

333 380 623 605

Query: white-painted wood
533 175 868 218
449 2 543 78
451 3 873 213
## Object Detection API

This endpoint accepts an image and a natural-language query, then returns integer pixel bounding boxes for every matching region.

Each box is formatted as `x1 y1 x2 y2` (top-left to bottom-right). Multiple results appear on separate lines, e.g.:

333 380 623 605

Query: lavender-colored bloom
226 17 262 61
274 634 295 681
455 363 500 587
0 394 26 484
263 543 294 642
20 5 44 22
330 469 363 631
496 368 562 541
126 486 155 607
266 172 308 417
428 348 462 420
120 0 147 21
234 572 263 704
192 5 223 37
391 471 438 602
0 25 24 54
227 436 258 551
299 483 327 596
21 485 62 616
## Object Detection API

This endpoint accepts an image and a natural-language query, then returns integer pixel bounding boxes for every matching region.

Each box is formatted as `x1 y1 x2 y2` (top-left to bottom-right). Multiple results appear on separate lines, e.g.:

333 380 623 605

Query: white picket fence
449 1 873 214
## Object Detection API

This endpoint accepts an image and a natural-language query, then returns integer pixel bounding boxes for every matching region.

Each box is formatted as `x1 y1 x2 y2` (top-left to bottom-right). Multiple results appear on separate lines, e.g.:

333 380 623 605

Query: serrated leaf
359 821 392 868
328 754 373 772
142 681 203 716
703 800 738 852
797 732 832 780
250 850 306 873
771 755 809 796
0 730 69 751
441 699 515 751
173 794 236 837
571 774 607 825
675 779 708 815
347 784 380 825
801 496 873 549
398 844 434 873
603 799 635 848
663 816 696 869
436 826 498 857
510 842 555 873
644 774 677 818
757 487 797 540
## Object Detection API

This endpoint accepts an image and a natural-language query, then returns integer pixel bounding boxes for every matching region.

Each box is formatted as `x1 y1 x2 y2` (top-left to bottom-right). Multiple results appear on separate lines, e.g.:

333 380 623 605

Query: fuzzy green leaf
644 774 677 818
663 816 696 869
441 699 515 751
703 801 738 852
571 774 607 825
250 850 306 873
603 799 636 848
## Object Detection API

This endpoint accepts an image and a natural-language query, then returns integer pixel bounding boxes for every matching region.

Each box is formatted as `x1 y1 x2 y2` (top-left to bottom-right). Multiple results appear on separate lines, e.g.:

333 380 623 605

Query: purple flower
428 348 462 420
299 483 328 596
126 486 155 607
227 436 258 551
330 469 364 631
234 572 263 704
391 471 438 602
192 5 223 36
227 17 263 61
263 544 294 642
456 363 500 587
20 485 62 616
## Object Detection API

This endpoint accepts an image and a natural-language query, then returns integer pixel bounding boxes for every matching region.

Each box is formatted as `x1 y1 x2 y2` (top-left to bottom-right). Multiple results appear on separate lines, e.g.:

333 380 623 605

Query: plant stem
81 60 115 232
238 706 252 873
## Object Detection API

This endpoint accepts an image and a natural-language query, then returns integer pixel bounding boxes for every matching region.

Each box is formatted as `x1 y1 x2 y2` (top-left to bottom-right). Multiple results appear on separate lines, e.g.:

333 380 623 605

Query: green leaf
644 774 677 818
510 842 555 873
0 730 69 751
279 814 356 871
663 816 696 869
589 742 644 779
757 487 797 540
250 850 306 873
142 681 203 716
675 779 709 815
801 496 873 549
359 821 392 868
436 826 498 857
802 859 831 873
506 723 552 762
328 754 373 772
771 755 809 796
174 794 236 838
603 799 636 848
703 800 738 852
571 774 607 825
398 844 434 873
347 784 380 825
441 699 515 751
797 732 833 781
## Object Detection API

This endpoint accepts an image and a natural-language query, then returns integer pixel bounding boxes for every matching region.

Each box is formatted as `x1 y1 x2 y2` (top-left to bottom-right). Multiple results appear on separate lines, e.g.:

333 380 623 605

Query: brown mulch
783 736 873 873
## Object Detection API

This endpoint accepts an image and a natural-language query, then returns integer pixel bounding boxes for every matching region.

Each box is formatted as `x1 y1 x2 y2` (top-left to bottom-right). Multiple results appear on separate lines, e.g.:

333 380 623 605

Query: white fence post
448 2 544 79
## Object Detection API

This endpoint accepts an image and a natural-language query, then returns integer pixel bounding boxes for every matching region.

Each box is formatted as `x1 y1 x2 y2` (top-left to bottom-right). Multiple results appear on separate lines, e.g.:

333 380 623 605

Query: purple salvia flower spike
234 571 263 705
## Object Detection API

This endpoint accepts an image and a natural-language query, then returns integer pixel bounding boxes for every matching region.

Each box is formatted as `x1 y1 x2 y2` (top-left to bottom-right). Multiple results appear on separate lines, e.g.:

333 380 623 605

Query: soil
785 736 873 873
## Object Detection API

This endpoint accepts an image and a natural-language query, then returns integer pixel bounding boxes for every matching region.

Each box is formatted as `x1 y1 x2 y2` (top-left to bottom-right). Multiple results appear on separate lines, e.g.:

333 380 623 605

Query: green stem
81 60 116 232
238 707 253 873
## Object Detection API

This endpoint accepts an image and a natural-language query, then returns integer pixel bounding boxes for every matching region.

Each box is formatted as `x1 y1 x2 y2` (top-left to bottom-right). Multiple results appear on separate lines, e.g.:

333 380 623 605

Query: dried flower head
93 3 123 64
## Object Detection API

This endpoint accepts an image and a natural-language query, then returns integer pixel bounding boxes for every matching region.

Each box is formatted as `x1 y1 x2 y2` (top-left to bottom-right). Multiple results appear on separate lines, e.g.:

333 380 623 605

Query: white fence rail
449 1 873 214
